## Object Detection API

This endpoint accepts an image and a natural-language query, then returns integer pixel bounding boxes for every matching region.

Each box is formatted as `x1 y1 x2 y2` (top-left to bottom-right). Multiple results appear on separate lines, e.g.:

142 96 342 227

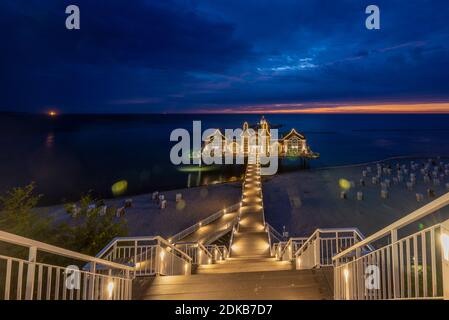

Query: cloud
0 0 449 112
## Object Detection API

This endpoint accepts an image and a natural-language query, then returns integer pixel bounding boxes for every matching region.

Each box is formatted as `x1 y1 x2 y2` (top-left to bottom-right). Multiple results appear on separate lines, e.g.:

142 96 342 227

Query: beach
40 182 242 238
263 157 449 237
39 156 449 241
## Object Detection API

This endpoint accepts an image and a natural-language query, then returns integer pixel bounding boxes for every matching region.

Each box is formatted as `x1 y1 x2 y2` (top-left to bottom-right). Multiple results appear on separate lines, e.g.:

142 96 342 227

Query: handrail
0 230 134 271
295 228 367 257
96 235 192 262
333 192 449 261
277 237 308 260
334 221 449 300
198 242 213 258
169 203 240 243
265 223 284 243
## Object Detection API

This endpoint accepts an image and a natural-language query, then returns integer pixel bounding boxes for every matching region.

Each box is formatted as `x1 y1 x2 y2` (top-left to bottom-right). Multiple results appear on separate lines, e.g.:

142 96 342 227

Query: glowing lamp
343 268 350 283
107 281 114 299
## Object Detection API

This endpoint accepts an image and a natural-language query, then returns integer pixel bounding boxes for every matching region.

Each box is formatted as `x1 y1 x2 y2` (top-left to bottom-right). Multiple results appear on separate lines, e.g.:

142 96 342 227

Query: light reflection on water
45 132 55 148
1 113 449 205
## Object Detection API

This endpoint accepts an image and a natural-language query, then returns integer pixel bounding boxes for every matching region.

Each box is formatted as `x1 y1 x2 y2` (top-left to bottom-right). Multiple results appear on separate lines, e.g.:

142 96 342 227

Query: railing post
25 246 37 300
355 248 364 300
88 262 96 300
112 243 117 261
156 240 161 276
126 269 132 300
441 220 449 300
335 232 340 254
391 229 400 299
333 258 339 299
315 234 321 268
344 265 350 300
289 242 293 261
134 240 138 265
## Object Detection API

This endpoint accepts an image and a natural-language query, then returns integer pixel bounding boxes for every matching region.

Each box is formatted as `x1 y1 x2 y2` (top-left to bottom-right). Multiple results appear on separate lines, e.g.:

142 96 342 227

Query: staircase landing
135 268 333 300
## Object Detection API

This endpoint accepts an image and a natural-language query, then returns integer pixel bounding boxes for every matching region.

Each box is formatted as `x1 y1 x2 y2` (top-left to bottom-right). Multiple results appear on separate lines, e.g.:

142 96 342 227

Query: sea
1 113 449 205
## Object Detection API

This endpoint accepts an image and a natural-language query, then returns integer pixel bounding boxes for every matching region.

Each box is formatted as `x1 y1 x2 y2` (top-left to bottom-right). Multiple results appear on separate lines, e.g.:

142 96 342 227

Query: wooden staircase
135 157 333 300
230 161 271 259
135 268 333 300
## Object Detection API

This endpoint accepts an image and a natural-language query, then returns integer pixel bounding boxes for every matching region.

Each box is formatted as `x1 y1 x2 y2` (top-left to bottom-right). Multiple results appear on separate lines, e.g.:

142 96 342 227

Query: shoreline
36 154 449 208
37 154 449 238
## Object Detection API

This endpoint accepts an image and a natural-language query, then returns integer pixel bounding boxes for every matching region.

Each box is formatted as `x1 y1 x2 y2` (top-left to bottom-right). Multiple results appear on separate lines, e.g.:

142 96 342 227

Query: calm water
1 113 449 204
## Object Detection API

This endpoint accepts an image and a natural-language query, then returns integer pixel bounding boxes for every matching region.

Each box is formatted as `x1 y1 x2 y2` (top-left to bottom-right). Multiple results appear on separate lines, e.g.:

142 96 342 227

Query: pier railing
273 237 308 261
0 230 133 300
266 223 290 256
295 228 367 270
205 245 228 262
96 236 192 277
175 242 213 265
333 192 449 300
169 203 240 243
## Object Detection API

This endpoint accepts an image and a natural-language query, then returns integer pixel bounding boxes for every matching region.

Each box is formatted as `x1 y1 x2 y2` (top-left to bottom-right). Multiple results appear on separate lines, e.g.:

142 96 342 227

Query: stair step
135 269 334 300
197 260 292 273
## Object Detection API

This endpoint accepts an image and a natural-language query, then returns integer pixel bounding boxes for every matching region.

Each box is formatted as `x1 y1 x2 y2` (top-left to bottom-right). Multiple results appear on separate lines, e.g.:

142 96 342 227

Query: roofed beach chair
116 207 125 217
99 205 107 216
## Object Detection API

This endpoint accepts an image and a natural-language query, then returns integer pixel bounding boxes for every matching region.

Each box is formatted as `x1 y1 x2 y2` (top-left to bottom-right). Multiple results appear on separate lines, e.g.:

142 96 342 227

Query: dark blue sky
1 0 449 113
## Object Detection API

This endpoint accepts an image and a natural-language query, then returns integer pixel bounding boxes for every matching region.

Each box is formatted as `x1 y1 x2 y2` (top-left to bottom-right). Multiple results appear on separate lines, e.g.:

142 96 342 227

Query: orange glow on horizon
192 103 449 114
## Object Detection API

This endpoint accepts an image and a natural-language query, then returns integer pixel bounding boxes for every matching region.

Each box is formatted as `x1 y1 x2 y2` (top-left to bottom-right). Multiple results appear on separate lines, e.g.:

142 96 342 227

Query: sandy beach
40 182 242 238
263 157 449 237
39 156 449 241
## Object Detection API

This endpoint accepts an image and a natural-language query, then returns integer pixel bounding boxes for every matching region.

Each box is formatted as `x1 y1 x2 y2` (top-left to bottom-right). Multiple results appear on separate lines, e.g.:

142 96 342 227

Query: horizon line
3 102 449 115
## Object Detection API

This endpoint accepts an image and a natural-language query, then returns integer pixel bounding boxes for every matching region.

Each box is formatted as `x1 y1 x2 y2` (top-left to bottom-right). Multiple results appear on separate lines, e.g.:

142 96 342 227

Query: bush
61 194 128 256
0 184 128 257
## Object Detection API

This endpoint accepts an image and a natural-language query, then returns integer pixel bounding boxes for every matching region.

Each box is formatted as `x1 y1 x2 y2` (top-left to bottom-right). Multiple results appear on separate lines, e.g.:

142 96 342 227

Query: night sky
1 0 449 113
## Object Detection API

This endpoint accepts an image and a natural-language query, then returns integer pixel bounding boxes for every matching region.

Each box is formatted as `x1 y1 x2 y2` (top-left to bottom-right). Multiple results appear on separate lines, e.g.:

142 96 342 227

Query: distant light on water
177 166 218 173
47 110 58 117
111 180 128 196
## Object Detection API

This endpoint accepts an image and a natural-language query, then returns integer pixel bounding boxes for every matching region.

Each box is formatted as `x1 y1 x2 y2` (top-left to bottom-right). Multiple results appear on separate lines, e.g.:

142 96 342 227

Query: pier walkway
136 158 333 299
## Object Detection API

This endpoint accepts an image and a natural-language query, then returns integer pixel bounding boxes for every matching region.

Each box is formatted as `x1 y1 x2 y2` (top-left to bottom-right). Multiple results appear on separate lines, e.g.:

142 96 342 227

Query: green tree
0 183 53 242
62 194 128 256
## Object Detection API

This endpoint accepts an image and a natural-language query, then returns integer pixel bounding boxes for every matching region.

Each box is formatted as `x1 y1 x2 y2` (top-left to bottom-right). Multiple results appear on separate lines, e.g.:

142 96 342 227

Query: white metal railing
273 237 308 261
205 244 227 262
333 192 449 300
266 223 284 243
266 223 288 256
169 203 241 244
175 242 213 265
295 228 368 270
96 236 192 277
0 230 133 300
